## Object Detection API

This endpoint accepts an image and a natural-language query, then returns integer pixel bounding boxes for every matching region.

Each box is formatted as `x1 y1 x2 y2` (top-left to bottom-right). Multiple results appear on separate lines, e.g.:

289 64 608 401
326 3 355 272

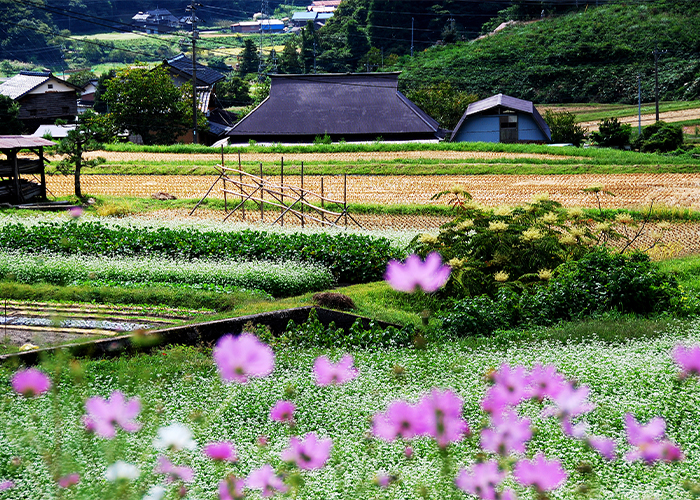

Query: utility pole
313 41 317 73
638 74 642 136
410 17 414 57
187 2 201 144
653 43 667 122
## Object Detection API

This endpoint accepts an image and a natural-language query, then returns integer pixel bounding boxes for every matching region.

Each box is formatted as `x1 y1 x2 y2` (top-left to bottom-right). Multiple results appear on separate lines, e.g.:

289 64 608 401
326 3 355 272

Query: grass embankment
1 320 699 499
540 101 700 123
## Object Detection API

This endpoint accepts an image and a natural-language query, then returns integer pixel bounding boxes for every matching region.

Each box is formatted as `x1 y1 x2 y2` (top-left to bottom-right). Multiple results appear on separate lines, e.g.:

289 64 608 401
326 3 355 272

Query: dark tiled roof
227 73 439 140
164 54 225 86
450 94 551 141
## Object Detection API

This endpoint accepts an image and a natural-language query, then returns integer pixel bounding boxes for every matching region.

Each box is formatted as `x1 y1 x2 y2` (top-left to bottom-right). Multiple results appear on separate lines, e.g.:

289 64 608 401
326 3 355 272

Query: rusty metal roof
227 73 440 140
0 136 56 149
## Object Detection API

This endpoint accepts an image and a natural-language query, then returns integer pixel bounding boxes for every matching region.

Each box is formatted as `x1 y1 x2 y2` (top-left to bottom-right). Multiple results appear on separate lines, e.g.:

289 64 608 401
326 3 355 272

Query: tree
216 75 252 108
279 34 302 74
103 66 192 145
406 83 478 130
634 121 684 153
590 117 633 148
93 70 115 114
238 38 260 78
0 95 23 135
56 111 106 199
543 110 586 147
300 21 319 73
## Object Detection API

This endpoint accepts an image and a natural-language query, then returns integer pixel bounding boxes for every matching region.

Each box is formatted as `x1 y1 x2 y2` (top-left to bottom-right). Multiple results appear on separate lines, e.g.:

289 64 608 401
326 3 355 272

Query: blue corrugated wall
452 112 548 143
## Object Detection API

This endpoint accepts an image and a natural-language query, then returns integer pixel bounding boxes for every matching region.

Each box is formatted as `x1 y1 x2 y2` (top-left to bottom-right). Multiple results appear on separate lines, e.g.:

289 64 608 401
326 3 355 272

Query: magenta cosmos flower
372 400 428 441
246 464 287 497
419 388 469 448
455 461 506 500
0 480 15 491
481 410 532 456
384 252 451 293
11 368 51 397
219 475 245 500
625 413 683 464
514 452 567 492
269 400 295 423
213 333 274 384
672 344 700 378
526 363 567 401
57 473 80 488
541 382 595 420
281 432 333 470
203 441 238 462
83 390 141 439
313 354 358 386
154 455 195 483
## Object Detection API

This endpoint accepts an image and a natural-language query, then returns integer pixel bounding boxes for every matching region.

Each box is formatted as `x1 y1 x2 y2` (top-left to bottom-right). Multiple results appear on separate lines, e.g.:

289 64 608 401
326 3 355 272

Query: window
47 84 53 89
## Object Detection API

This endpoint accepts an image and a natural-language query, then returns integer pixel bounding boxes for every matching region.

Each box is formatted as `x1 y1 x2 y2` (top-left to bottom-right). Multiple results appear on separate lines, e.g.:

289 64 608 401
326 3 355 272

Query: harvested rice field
45 173 700 210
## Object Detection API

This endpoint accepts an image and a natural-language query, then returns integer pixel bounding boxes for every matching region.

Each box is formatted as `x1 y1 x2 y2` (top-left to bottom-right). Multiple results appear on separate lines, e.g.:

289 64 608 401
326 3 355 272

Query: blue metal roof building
450 94 551 144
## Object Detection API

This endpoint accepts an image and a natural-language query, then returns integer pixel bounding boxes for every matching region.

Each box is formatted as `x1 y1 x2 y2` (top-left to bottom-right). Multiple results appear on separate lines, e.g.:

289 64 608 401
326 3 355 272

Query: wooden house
0 72 81 132
0 136 54 205
450 94 551 144
226 72 442 143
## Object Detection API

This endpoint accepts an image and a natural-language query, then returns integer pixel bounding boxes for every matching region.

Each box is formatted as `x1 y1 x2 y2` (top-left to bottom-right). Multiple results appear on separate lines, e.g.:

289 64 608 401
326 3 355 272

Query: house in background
450 94 551 144
0 71 81 132
226 72 442 143
132 9 180 34
77 78 98 113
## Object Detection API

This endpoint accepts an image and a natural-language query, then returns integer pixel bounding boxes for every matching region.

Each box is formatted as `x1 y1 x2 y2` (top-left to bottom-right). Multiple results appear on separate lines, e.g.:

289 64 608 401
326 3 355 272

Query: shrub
590 117 633 148
635 120 684 153
439 249 683 337
543 110 587 146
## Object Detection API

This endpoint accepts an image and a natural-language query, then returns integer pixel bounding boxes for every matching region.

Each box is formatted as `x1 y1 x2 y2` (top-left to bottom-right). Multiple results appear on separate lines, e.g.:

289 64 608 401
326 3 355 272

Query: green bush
590 117 633 148
439 249 683 337
635 120 684 152
543 110 587 146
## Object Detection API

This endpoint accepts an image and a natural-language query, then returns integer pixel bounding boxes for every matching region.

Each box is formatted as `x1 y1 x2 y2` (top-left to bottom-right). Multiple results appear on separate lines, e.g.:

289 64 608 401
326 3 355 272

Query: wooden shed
0 136 55 205
451 94 551 144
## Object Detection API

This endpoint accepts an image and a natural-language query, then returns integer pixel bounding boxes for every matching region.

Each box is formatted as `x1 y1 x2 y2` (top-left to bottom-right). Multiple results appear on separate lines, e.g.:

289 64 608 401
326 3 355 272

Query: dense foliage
397 0 700 104
543 110 587 146
0 220 403 284
634 120 685 152
440 249 686 337
590 117 633 148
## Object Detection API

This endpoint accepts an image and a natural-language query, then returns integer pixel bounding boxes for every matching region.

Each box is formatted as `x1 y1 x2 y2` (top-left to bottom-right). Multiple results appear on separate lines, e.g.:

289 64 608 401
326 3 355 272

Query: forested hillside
395 0 700 103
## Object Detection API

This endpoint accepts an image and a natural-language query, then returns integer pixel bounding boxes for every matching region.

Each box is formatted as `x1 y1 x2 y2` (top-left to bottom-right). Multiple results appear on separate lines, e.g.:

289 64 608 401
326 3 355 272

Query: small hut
0 136 55 205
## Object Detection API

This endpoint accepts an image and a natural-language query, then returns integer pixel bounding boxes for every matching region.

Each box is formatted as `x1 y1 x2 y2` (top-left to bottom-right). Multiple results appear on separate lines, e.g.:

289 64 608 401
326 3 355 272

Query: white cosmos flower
153 422 197 451
143 484 166 500
105 461 140 481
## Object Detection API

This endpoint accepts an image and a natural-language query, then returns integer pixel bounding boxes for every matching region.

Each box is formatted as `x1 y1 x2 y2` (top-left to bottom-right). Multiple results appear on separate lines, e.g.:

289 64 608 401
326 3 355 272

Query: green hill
396 0 700 104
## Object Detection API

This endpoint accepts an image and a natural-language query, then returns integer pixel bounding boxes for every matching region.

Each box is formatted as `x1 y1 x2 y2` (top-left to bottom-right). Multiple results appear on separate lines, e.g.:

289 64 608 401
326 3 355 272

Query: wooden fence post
301 161 304 228
344 173 348 228
321 177 325 224
280 157 284 227
260 162 264 222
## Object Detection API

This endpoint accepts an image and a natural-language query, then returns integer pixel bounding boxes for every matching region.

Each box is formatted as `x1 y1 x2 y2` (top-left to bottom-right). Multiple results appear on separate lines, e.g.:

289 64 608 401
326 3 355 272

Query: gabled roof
0 136 55 149
0 72 81 100
227 73 440 140
163 54 225 87
450 94 551 141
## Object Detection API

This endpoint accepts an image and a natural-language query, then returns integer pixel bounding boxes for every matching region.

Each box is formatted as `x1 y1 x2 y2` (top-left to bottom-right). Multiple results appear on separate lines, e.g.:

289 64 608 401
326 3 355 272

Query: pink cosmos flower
560 418 589 439
0 480 15 491
376 473 392 488
68 206 83 219
455 461 505 500
83 390 141 439
419 388 469 449
313 354 358 386
384 252 451 293
269 400 295 423
542 383 595 420
213 333 274 384
526 364 567 400
219 475 245 500
372 400 427 441
672 344 700 378
514 452 567 492
587 436 617 460
154 455 195 483
11 368 51 397
57 473 80 488
624 413 684 464
246 464 288 497
281 432 332 470
203 442 238 462
481 410 532 456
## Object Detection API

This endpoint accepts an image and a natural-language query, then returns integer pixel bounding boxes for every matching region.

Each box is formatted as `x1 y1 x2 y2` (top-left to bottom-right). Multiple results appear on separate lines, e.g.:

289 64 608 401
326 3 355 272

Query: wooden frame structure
191 152 362 229
0 136 55 205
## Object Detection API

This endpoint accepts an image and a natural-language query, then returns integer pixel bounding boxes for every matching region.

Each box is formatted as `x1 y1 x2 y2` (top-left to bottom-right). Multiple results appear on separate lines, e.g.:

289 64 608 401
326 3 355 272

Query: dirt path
579 108 700 131
45 173 700 210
